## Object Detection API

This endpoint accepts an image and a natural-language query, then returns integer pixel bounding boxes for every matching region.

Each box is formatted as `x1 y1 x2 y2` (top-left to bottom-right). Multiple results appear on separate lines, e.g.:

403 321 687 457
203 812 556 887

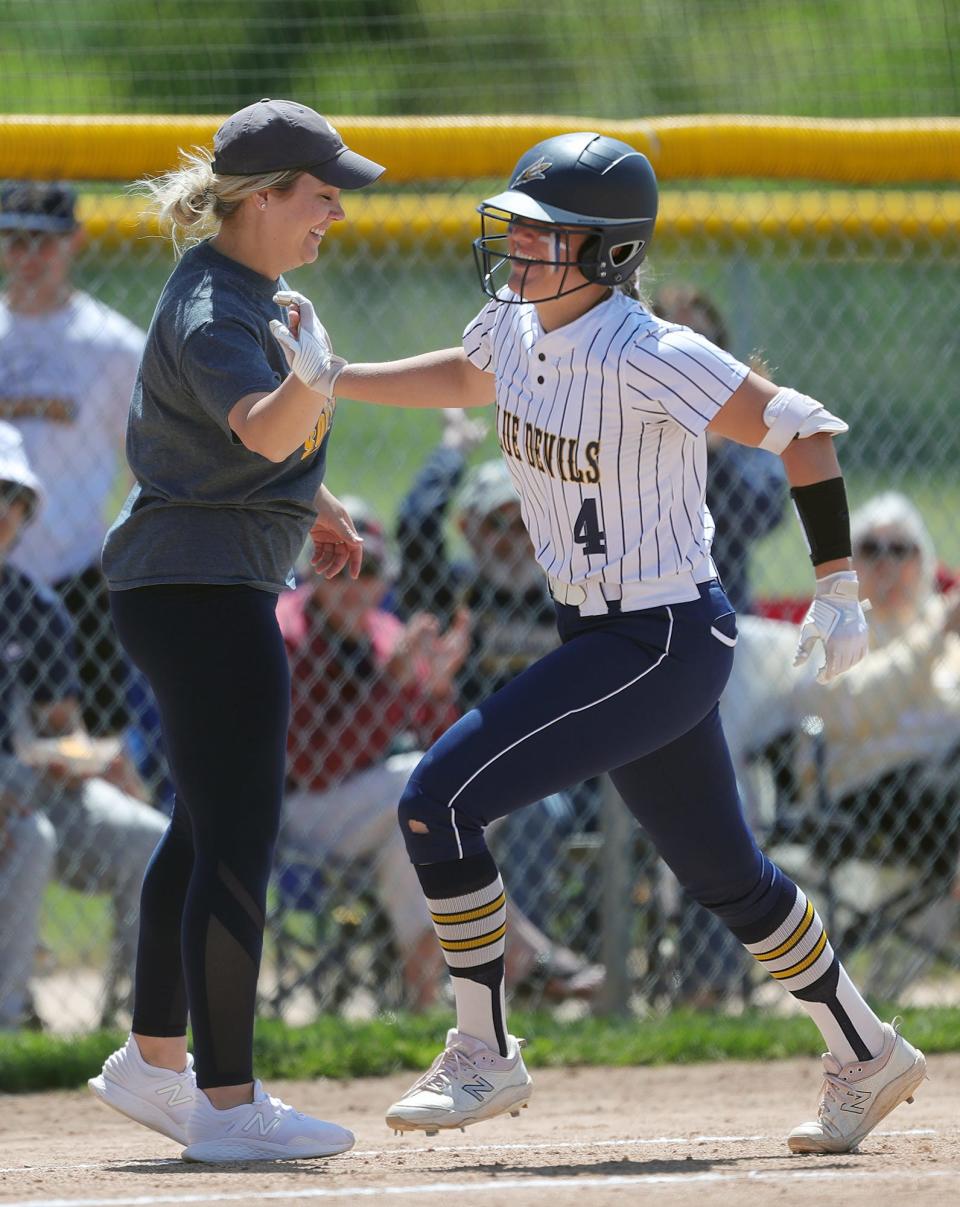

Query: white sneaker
385 1028 532 1136
180 1080 354 1163
788 1021 927 1154
88 1035 197 1145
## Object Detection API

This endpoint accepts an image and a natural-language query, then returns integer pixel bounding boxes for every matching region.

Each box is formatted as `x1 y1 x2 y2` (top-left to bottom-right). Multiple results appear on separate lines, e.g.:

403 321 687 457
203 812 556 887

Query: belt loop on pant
547 574 586 608
600 583 622 616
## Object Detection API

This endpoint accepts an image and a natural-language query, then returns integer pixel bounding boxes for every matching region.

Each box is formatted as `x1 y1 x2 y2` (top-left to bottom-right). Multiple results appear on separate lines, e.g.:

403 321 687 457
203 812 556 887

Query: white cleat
385 1028 532 1135
181 1080 354 1163
787 1021 927 1154
88 1035 197 1146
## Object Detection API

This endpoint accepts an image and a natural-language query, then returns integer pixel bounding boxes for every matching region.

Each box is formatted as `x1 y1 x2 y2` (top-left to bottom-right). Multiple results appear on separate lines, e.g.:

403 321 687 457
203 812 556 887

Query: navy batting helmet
473 132 658 302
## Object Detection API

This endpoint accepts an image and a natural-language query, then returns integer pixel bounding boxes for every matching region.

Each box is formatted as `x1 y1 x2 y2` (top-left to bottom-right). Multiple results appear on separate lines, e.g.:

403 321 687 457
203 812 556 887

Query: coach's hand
309 484 364 579
794 571 871 684
271 290 348 396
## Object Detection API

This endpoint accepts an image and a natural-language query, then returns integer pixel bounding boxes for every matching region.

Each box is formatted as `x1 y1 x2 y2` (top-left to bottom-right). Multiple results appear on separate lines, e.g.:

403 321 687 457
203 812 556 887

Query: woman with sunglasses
794 492 960 872
90 100 383 1163
272 132 926 1155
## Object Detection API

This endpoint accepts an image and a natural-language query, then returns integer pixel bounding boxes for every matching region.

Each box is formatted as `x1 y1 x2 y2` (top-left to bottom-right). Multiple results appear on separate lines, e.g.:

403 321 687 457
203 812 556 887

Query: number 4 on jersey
574 498 606 555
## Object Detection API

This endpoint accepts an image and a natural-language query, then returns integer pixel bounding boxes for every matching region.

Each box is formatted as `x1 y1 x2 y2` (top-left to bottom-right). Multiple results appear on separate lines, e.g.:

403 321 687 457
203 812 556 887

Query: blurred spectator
0 181 146 736
277 499 601 1007
396 414 600 945
0 423 165 1029
724 493 960 990
652 284 787 614
394 408 488 627
792 492 960 891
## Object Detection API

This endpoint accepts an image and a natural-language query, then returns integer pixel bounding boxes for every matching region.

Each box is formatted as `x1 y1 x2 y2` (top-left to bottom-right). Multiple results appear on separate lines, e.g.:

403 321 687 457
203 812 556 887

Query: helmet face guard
473 206 648 303
472 132 659 304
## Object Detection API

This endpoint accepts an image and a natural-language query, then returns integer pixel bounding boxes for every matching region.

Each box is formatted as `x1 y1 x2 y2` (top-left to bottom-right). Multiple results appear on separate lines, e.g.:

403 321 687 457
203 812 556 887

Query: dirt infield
1 1054 958 1207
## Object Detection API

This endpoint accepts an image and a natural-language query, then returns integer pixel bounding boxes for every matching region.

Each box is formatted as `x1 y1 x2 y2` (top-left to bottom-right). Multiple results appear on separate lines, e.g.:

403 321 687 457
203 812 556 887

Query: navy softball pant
399 579 764 910
110 584 289 1089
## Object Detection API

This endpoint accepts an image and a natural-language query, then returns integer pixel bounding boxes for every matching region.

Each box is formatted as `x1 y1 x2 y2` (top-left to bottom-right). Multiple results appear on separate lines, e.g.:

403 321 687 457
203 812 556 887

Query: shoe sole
386 1083 533 1135
787 1049 928 1154
88 1075 188 1146
181 1135 355 1163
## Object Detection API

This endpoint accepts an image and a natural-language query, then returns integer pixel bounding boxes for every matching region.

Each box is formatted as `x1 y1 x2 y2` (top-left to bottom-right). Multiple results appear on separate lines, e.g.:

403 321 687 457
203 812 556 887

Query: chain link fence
1 180 958 1033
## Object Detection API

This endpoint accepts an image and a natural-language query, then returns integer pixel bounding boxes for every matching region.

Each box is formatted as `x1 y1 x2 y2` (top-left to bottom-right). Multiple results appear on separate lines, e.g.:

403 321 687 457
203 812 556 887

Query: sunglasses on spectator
856 538 919 561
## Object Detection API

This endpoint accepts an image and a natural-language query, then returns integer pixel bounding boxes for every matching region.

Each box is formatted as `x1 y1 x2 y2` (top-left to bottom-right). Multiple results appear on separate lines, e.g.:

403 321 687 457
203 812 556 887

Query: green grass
40 884 111 970
2 0 957 118
2 1006 958 1093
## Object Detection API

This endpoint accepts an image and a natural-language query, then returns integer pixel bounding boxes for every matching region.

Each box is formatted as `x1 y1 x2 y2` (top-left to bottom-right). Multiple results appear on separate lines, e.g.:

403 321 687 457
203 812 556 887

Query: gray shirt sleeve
179 318 283 435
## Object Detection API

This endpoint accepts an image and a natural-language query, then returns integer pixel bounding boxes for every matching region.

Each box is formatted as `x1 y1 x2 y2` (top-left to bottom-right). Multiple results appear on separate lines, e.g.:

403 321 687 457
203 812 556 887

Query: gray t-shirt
102 241 332 593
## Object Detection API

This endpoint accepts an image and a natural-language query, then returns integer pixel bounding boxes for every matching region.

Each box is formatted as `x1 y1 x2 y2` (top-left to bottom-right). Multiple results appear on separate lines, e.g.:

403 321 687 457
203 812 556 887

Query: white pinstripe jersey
463 289 751 609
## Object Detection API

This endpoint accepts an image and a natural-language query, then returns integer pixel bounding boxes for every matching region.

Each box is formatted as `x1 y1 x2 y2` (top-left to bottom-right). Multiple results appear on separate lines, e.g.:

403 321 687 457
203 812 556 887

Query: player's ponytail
618 266 652 306
135 147 301 257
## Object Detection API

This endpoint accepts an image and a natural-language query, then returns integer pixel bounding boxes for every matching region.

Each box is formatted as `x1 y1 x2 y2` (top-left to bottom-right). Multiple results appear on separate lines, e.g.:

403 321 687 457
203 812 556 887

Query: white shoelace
816 1070 866 1131
262 1090 307 1121
408 1045 479 1095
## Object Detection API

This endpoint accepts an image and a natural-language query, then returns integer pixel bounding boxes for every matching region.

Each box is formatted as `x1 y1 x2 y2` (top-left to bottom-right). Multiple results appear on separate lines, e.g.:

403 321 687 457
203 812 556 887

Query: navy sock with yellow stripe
415 850 508 1057
711 856 884 1064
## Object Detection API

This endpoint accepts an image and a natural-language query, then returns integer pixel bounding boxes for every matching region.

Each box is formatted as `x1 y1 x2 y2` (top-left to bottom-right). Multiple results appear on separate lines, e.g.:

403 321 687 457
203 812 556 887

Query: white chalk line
1 1166 959 1207
0 1128 938 1179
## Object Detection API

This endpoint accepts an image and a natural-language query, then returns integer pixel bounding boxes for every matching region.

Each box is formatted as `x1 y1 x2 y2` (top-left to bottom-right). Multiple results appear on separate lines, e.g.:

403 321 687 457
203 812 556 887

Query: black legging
110 584 289 1088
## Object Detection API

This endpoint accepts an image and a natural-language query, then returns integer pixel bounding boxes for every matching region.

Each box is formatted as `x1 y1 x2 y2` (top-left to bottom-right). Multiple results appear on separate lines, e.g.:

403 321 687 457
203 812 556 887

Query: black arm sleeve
790 477 852 566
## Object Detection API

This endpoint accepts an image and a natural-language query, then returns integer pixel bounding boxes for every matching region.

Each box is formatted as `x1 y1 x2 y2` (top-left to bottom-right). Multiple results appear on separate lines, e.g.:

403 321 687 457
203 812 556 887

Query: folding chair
264 848 404 1019
750 722 960 1001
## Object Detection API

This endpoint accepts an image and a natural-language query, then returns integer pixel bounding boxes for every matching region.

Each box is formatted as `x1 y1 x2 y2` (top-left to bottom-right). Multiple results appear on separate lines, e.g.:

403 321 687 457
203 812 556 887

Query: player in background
269 133 926 1155
89 100 382 1163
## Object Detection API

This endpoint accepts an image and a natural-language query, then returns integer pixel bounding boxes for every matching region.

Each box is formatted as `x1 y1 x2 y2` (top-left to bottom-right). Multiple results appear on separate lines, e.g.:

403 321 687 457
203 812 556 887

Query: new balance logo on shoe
462 1076 495 1103
155 1080 194 1107
840 1088 872 1114
241 1112 282 1137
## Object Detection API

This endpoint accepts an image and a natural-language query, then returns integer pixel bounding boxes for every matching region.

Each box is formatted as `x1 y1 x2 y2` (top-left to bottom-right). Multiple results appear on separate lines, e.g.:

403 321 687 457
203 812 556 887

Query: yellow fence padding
2 115 959 184
77 191 960 252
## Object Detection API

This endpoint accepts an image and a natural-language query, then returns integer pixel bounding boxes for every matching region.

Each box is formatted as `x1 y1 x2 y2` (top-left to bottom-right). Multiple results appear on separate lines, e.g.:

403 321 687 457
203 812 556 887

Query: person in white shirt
0 181 145 736
270 132 926 1155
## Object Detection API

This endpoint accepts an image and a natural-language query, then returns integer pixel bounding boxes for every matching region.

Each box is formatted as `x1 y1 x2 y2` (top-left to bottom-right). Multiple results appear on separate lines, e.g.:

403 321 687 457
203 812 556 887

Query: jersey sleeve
179 318 281 434
622 327 750 437
462 301 499 372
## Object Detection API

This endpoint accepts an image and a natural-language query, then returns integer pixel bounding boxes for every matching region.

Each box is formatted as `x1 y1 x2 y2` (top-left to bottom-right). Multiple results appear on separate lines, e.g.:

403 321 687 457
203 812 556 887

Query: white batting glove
794 570 871 684
270 290 348 396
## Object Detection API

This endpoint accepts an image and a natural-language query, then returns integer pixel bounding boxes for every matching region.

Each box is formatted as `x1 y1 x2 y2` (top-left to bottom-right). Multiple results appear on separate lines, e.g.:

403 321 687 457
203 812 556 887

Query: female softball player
90 99 382 1163
272 132 926 1155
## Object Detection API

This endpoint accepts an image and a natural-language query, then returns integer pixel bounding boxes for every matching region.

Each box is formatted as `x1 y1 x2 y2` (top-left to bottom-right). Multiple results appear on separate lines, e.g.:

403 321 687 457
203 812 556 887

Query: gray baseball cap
456 460 521 520
212 99 385 188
